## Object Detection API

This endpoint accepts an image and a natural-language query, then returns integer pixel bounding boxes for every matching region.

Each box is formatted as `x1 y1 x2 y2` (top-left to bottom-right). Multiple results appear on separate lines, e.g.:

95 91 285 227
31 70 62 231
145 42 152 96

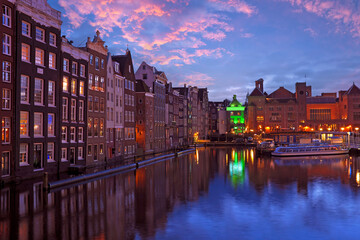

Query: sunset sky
48 0 360 102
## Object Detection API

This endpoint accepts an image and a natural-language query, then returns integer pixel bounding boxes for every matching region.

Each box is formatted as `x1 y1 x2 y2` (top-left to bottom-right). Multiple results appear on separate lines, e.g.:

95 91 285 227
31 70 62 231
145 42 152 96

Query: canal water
1 147 360 240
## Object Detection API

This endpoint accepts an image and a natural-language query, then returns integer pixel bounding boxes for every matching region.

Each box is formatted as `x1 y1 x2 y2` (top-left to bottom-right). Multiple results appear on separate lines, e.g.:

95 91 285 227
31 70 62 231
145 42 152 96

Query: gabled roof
346 83 360 95
136 79 150 92
249 88 264 97
268 87 295 99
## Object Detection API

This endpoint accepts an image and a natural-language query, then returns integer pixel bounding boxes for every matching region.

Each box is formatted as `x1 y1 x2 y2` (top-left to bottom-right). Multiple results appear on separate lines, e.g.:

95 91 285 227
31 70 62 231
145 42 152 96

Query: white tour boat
271 145 349 157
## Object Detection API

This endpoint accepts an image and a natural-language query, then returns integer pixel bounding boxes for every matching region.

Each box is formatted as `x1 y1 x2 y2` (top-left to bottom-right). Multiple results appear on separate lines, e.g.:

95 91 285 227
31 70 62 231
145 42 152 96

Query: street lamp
225 131 228 142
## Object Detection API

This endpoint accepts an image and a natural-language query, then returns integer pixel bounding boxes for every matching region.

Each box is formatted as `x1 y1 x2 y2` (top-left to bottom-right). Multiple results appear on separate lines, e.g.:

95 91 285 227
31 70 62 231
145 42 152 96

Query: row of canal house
0 0 209 182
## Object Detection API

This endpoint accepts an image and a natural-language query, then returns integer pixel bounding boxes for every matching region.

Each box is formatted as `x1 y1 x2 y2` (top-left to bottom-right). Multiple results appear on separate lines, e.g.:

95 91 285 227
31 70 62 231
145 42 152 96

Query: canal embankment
48 148 195 192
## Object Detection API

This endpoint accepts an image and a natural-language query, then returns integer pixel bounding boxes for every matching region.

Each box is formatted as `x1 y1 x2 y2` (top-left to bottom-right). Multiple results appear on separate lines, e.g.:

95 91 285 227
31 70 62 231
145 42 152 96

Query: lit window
63 58 69 72
2 117 10 144
21 44 30 62
71 99 76 121
48 113 55 136
71 79 76 95
63 76 68 92
35 48 44 66
49 33 56 46
1 152 10 175
87 145 92 156
94 118 98 137
94 75 99 90
100 77 104 91
22 21 30 37
34 78 43 105
3 34 11 55
2 61 11 82
79 81 84 96
70 127 76 142
61 127 67 142
48 81 55 106
62 97 68 121
100 118 104 137
100 144 104 154
47 143 55 162
2 88 10 110
88 117 93 137
20 75 29 103
20 144 28 165
20 111 29 137
49 52 56 69
36 27 45 42
34 112 43 136
2 5 11 27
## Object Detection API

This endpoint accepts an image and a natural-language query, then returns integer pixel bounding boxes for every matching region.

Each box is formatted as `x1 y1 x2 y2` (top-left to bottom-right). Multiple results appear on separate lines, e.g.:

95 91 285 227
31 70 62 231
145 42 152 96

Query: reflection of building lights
196 149 199 164
250 149 254 163
357 171 360 186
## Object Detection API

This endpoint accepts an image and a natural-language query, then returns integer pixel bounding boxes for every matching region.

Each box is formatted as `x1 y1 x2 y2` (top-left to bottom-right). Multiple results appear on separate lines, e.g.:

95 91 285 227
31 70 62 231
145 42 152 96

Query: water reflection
1 147 360 240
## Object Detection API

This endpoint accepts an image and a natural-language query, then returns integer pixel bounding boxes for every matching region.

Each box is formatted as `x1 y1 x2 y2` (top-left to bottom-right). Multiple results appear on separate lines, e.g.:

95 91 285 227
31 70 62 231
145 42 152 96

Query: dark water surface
1 147 360 240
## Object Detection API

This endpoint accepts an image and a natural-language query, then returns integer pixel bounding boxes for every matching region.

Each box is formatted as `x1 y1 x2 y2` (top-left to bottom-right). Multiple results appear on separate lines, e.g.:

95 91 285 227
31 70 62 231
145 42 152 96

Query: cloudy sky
48 0 360 102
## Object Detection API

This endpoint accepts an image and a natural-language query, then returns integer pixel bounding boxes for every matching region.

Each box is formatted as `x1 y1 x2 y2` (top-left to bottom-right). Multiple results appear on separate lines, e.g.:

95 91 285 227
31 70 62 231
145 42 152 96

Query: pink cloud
179 72 216 87
283 0 360 37
208 0 257 16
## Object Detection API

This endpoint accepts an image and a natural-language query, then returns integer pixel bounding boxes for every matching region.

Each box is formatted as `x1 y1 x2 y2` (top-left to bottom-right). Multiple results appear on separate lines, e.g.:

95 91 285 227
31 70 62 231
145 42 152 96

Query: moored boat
271 145 349 157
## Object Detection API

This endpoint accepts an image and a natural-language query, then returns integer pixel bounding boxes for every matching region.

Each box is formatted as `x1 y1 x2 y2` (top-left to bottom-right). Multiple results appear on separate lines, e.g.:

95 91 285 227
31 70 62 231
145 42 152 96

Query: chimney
255 78 264 93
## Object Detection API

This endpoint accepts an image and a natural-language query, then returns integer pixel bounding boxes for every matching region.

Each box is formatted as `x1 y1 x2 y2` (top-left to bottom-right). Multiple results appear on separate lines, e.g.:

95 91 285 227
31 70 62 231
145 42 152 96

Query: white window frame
20 111 29 137
20 75 29 104
72 62 78 76
2 88 10 110
21 43 30 62
48 81 55 107
20 143 28 166
79 81 84 96
78 127 84 142
3 34 11 56
48 113 55 136
49 52 56 69
2 61 11 82
62 97 68 121
78 147 84 160
2 117 10 144
80 64 85 77
47 143 55 162
71 99 76 121
2 5 11 27
34 112 43 137
71 78 76 95
49 33 56 47
61 148 67 162
70 127 76 142
35 27 45 42
35 48 44 66
22 21 30 37
61 127 67 142
79 100 84 122
34 78 43 105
